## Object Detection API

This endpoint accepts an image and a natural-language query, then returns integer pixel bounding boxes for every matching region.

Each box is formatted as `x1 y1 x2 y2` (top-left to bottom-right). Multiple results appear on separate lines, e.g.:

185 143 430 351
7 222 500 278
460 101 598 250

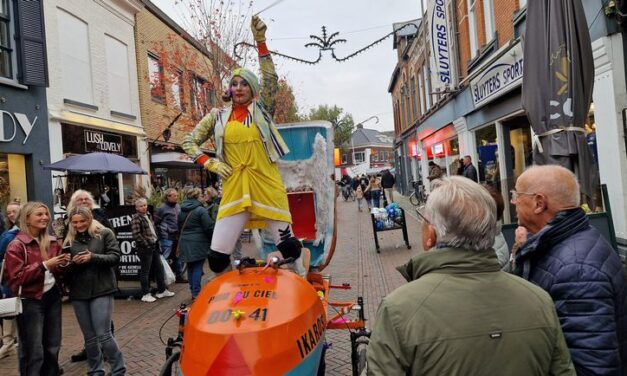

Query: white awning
151 152 196 167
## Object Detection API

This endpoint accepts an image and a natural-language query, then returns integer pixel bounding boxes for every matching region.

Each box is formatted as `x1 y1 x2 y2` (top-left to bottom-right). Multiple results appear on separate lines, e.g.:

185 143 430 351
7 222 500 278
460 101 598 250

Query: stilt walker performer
182 15 301 273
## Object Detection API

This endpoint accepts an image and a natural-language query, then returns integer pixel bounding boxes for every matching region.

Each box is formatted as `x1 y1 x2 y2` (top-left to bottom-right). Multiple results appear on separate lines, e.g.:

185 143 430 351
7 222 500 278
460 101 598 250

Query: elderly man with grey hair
509 165 626 375
367 176 575 376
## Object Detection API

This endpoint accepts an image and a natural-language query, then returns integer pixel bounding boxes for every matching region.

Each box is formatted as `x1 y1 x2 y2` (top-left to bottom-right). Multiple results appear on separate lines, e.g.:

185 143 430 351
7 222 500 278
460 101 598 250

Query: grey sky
152 0 423 131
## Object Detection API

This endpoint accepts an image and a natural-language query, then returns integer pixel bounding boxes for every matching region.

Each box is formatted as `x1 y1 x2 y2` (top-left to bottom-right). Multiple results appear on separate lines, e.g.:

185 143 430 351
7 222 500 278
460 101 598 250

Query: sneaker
141 293 156 302
155 289 175 299
0 342 16 359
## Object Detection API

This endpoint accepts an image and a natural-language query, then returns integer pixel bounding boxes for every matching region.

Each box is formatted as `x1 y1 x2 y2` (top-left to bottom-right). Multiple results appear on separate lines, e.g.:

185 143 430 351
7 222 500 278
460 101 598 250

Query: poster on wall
107 205 141 280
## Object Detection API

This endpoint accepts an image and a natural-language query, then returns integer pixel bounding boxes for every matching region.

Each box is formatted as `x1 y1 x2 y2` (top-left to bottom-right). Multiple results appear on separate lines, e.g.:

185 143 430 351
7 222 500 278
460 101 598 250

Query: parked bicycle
408 180 428 206
339 181 356 201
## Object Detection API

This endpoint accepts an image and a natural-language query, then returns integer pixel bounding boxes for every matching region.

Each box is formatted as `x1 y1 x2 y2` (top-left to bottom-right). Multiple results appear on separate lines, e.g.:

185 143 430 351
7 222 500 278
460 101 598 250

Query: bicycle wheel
408 192 419 206
159 351 181 376
352 341 368 376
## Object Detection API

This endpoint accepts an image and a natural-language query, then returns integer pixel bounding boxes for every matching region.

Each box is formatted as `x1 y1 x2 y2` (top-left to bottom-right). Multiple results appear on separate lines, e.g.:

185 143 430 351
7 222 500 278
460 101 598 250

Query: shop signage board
107 205 141 280
0 110 37 144
427 0 453 91
470 43 524 108
84 129 123 154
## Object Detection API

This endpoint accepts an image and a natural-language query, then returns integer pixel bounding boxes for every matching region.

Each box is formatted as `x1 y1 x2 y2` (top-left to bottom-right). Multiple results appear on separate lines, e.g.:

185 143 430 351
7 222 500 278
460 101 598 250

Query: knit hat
231 68 260 97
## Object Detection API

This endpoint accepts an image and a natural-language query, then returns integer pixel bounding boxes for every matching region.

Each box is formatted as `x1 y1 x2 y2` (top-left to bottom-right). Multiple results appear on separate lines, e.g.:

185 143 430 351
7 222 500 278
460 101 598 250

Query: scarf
515 208 588 279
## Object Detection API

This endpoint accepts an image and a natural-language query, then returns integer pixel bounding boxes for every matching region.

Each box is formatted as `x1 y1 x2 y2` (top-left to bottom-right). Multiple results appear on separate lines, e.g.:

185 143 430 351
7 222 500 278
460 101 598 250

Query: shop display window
475 125 499 186
0 153 27 209
429 137 460 177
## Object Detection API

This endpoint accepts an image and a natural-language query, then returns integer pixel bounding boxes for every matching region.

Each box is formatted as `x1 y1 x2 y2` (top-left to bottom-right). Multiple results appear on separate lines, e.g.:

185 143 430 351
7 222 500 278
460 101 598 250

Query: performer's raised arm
252 15 279 116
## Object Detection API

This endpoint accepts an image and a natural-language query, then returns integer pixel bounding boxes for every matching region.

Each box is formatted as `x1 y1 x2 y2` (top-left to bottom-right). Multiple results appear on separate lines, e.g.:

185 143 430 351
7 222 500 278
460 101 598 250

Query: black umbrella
44 152 147 174
521 0 597 204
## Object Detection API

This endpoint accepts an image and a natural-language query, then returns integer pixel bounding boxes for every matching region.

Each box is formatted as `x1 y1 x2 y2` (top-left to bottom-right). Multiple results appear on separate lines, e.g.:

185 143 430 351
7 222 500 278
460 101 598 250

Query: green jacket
178 199 213 263
65 228 120 301
367 247 575 376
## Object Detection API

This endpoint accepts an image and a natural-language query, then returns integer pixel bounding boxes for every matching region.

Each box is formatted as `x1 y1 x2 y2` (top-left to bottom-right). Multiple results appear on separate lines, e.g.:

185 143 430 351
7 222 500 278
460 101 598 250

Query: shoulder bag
0 242 26 317
174 209 194 257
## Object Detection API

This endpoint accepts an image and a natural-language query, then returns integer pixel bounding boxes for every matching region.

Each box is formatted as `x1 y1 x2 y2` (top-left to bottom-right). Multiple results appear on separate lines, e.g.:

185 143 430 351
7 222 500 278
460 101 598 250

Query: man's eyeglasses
509 189 536 201
415 207 430 224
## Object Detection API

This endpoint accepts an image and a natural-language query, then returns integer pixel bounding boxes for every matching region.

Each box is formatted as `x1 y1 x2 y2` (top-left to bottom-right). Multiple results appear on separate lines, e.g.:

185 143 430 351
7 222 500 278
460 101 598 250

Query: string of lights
233 22 415 64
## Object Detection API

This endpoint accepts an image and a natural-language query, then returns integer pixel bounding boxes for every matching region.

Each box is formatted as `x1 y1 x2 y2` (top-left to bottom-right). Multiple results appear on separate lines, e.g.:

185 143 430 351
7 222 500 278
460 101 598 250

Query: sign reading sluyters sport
84 129 123 154
428 0 452 89
471 43 524 108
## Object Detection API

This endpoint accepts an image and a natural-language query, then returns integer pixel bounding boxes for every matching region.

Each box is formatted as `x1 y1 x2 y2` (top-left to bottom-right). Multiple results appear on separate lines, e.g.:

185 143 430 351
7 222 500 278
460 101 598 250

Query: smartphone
61 246 72 254
78 250 89 256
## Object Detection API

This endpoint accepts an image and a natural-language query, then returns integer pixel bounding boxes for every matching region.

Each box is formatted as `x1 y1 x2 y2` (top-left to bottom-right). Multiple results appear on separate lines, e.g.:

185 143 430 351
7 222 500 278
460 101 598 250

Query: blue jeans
186 259 205 299
371 190 381 208
139 245 166 295
16 288 62 376
159 239 182 277
72 295 126 376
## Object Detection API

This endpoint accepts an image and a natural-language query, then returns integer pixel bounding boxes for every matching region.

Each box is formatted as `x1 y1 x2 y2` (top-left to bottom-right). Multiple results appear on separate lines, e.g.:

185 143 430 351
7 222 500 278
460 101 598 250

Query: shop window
148 53 164 103
354 152 365 163
372 154 378 162
58 9 93 104
341 154 347 164
475 124 499 186
105 35 132 114
0 153 27 208
430 137 460 177
0 0 13 80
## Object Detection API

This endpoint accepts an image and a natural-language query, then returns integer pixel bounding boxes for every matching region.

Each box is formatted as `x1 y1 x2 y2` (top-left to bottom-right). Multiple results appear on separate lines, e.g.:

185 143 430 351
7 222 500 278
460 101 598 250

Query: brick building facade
135 0 223 188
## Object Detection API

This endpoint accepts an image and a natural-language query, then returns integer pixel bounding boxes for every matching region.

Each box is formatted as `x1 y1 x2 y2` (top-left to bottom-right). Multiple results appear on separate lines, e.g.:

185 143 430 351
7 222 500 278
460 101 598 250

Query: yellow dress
218 119 292 229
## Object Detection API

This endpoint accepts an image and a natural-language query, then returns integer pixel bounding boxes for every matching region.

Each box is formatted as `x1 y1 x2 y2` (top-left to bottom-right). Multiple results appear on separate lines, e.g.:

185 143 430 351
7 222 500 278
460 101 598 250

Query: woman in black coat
63 207 125 375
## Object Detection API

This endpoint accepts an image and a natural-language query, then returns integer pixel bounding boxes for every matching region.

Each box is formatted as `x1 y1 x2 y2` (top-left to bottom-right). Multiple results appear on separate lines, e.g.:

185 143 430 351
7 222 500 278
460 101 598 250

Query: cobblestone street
0 192 423 375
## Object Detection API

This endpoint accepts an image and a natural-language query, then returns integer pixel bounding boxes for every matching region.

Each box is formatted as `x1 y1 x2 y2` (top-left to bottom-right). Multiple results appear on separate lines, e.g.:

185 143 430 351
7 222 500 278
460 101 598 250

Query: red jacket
5 232 63 300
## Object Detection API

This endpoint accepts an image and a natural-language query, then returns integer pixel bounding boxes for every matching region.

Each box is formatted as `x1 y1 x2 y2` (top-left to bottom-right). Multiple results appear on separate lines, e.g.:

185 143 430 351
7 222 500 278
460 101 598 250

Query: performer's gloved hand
251 15 267 43
204 160 232 179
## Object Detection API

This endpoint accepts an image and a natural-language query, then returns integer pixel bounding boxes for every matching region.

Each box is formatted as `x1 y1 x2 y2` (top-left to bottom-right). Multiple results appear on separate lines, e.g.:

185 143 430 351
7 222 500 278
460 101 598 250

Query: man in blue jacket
510 165 626 375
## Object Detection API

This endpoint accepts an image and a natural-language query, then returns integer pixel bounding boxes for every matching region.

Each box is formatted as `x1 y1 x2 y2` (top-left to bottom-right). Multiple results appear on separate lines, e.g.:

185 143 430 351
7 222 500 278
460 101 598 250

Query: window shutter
15 0 49 86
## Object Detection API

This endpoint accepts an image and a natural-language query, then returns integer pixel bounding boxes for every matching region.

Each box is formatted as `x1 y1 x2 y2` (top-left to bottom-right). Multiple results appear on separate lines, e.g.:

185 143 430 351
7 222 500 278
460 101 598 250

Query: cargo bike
159 121 370 376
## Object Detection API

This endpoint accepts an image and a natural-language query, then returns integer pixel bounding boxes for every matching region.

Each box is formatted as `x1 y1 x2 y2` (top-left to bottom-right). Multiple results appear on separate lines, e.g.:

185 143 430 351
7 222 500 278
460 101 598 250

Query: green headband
231 68 260 97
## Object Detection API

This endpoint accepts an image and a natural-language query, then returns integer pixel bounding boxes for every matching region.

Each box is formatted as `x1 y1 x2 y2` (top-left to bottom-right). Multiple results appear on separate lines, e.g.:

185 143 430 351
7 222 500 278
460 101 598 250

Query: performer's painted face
230 76 253 106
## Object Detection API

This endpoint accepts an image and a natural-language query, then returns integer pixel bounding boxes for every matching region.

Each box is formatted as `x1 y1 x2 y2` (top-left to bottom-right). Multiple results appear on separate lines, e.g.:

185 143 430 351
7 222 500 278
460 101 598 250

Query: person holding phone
4 202 70 375
62 206 125 375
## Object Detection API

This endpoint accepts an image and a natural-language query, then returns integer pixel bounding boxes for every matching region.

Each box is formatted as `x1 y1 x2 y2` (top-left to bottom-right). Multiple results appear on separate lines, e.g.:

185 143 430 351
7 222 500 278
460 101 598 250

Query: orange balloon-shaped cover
180 268 326 375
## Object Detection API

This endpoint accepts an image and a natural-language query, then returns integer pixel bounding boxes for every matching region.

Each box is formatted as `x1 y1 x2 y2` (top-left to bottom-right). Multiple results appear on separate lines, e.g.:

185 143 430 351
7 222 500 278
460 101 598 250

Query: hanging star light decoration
233 23 416 65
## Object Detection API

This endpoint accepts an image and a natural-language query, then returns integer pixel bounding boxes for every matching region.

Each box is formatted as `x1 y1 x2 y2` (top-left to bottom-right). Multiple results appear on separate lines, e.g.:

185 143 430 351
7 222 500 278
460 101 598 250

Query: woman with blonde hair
5 202 70 375
63 206 125 375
